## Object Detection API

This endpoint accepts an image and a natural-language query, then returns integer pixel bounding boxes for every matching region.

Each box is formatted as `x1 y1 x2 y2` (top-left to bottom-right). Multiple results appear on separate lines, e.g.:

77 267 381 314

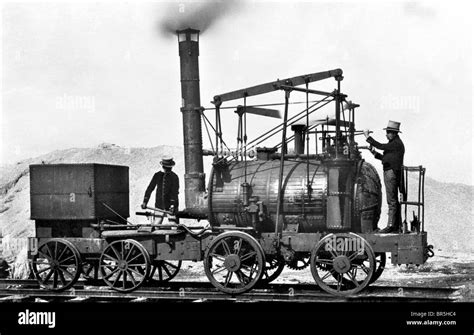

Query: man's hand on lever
370 145 376 155
363 129 371 139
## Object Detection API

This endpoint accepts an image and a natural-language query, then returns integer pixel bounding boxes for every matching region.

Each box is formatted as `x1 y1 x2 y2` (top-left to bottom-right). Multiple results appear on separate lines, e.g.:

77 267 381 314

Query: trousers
383 169 402 227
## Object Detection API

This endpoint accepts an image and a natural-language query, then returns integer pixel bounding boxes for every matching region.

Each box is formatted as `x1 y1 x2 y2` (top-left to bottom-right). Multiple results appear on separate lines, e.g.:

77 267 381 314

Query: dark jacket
367 135 405 171
143 171 179 211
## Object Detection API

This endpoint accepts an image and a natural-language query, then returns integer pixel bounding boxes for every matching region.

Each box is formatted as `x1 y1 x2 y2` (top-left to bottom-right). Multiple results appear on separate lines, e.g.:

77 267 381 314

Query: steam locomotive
27 28 432 296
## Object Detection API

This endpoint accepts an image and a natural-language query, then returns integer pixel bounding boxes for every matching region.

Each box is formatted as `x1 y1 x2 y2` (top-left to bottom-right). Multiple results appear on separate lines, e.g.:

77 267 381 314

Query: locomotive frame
27 28 433 297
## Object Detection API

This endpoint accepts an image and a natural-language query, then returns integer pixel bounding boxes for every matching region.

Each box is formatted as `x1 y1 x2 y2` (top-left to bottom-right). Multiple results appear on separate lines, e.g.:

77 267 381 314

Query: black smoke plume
160 1 238 35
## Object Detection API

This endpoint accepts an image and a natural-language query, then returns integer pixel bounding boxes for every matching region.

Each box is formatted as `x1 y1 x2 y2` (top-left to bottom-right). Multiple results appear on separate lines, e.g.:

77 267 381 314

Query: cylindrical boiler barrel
208 159 381 233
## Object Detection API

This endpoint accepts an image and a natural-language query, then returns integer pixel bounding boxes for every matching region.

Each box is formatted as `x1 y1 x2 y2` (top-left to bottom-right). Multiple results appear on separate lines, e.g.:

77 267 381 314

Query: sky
1 0 472 185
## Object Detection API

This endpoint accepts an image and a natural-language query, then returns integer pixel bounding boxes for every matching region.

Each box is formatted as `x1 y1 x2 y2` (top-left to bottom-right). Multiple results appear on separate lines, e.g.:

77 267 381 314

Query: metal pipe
422 168 425 232
101 202 134 225
274 89 291 246
177 28 206 217
305 82 311 199
291 124 306 154
335 80 341 159
278 84 335 97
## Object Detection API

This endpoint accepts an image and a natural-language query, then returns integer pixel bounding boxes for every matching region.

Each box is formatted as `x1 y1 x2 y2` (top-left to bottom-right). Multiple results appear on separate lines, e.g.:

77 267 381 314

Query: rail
0 279 462 303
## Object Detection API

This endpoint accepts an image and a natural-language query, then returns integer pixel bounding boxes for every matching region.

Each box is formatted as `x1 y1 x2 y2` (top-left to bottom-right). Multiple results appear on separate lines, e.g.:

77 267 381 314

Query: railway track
0 279 462 303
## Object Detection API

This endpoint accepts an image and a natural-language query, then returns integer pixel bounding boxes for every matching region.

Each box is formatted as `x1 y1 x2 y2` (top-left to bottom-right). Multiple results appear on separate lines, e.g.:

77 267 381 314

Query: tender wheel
204 231 265 295
31 238 81 291
260 255 285 285
310 233 375 296
99 239 150 292
82 260 102 282
148 260 182 283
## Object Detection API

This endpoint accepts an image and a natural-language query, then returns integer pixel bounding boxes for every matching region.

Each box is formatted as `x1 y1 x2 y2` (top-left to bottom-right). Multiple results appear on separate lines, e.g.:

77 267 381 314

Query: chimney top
177 28 200 42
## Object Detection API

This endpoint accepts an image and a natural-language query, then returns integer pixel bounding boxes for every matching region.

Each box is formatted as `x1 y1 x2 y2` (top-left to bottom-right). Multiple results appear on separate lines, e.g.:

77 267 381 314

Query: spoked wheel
331 251 386 287
310 233 375 296
31 238 81 291
99 239 150 292
204 231 265 295
148 260 182 283
81 260 102 282
371 252 386 284
260 255 285 285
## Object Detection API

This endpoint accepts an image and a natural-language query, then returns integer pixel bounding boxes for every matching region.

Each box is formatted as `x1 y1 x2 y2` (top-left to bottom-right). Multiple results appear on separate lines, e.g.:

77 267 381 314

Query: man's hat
383 120 402 133
160 157 175 168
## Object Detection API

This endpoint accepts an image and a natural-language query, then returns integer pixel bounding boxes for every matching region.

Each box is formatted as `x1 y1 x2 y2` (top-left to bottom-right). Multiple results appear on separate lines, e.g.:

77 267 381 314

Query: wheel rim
31 238 81 291
204 231 264 295
100 239 150 292
370 252 386 284
260 256 285 284
310 233 375 296
148 260 182 283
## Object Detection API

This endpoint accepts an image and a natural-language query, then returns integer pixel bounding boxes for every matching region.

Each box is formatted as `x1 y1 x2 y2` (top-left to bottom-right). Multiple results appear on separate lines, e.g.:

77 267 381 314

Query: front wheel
310 233 375 296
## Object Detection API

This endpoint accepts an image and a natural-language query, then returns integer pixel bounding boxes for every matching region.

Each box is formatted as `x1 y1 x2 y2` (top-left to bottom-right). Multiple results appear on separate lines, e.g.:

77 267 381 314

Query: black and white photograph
0 0 472 333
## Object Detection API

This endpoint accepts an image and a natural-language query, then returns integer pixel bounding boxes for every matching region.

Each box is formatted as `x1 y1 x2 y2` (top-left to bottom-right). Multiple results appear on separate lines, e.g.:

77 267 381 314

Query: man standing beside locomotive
363 121 405 233
141 157 180 214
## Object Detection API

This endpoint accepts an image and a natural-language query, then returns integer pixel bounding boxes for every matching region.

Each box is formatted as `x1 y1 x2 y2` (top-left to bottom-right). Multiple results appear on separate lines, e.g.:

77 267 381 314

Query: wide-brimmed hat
383 120 402 133
160 157 176 167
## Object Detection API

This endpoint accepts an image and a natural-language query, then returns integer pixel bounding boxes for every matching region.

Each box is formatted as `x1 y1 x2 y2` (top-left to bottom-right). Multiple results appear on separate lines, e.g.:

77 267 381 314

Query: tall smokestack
177 28 206 217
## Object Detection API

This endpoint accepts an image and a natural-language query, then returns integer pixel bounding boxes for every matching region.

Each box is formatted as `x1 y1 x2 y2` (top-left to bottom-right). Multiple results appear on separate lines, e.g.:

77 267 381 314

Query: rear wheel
148 260 182 283
100 239 150 292
31 238 81 291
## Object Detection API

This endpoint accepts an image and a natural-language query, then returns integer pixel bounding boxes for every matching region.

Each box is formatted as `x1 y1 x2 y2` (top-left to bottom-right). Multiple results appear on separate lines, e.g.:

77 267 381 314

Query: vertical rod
352 109 355 133
244 97 248 183
321 125 325 151
306 82 311 200
274 90 291 246
418 166 422 230
219 110 224 156
215 107 220 157
335 80 341 159
315 128 318 154
422 168 425 232
404 167 408 222
236 113 239 158
418 166 421 217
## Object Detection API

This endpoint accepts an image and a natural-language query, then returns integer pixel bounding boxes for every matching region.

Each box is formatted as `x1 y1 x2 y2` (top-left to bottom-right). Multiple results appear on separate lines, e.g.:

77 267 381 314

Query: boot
379 224 399 234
